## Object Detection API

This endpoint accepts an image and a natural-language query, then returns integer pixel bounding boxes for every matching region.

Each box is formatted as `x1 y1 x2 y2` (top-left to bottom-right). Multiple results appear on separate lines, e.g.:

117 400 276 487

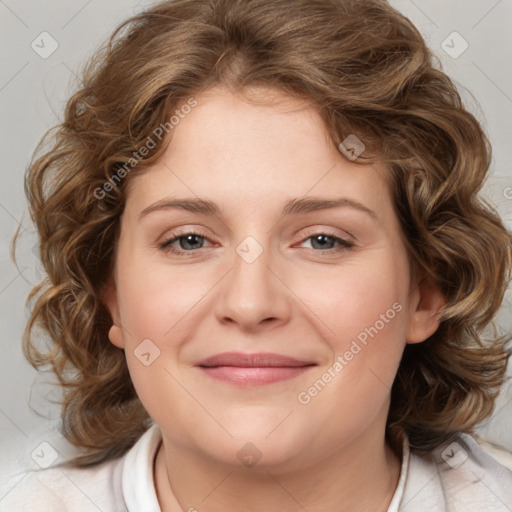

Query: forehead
124 85 391 221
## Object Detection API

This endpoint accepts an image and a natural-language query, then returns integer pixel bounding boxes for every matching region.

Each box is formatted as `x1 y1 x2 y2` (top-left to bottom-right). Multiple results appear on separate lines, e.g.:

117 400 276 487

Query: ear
102 278 125 349
406 275 446 344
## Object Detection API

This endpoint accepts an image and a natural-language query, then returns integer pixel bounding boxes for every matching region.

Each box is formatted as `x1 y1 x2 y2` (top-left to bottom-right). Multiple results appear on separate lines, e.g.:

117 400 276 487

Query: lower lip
198 366 313 386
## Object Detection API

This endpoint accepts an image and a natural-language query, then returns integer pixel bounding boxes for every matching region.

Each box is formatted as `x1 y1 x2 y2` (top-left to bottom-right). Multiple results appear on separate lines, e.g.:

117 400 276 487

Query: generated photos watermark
297 301 403 405
94 97 198 200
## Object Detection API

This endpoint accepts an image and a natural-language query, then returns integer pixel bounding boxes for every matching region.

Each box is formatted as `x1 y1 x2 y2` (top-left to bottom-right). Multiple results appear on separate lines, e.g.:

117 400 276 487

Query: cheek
297 251 410 387
115 251 209 342
295 261 406 405
113 253 199 431
299 254 408 341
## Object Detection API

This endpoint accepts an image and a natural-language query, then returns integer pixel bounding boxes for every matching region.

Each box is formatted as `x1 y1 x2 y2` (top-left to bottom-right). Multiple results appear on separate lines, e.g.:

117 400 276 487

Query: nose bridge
214 234 290 330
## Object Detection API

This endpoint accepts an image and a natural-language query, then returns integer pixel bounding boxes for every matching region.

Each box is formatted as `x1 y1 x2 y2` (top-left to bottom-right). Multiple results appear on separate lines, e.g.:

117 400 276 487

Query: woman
6 0 512 510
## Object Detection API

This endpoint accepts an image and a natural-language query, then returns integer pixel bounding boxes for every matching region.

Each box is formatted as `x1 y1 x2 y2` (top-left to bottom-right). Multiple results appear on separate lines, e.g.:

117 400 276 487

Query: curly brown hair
14 0 512 466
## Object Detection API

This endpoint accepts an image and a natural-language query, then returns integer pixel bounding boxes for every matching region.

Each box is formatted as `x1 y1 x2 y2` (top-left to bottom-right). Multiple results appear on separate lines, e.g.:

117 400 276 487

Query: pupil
182 234 202 250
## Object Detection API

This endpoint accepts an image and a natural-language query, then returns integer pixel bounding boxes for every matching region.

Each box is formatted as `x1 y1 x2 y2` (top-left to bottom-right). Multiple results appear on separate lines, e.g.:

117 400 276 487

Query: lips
197 352 314 368
195 352 316 386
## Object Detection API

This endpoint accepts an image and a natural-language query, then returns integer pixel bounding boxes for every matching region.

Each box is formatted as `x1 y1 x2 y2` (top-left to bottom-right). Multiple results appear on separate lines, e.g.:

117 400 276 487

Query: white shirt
2 423 512 511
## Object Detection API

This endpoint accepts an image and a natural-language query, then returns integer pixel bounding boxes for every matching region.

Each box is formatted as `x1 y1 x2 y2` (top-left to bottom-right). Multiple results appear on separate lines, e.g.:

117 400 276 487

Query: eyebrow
138 196 378 221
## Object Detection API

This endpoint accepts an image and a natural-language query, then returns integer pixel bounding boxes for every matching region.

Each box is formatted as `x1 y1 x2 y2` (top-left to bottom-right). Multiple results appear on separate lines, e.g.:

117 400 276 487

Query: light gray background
1 0 512 492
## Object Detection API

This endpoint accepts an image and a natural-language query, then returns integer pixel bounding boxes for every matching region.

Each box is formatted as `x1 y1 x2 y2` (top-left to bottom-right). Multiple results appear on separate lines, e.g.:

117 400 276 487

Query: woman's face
106 85 441 470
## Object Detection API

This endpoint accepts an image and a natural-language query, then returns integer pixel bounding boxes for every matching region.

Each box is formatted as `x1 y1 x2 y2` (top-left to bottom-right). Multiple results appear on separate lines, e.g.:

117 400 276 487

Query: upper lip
196 352 316 368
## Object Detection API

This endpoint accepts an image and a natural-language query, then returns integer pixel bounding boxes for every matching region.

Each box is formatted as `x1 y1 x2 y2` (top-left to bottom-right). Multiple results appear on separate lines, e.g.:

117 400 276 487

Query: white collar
122 422 162 512
386 433 411 511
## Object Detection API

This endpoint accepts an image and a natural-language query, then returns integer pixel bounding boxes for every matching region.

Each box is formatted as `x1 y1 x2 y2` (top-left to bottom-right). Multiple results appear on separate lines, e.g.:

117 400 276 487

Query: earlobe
406 277 446 344
102 280 125 349
108 324 125 349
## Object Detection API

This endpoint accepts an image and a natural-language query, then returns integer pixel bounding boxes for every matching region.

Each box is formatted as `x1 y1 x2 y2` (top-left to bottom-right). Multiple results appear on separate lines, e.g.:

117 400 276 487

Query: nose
214 240 292 333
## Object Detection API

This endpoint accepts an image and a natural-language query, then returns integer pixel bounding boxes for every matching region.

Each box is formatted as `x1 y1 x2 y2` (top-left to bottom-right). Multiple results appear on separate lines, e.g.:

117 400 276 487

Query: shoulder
0 454 126 512
401 433 512 511
0 423 162 512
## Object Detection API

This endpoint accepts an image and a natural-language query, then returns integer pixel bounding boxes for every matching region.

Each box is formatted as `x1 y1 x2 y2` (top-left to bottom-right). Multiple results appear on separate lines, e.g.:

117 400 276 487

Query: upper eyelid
160 229 215 245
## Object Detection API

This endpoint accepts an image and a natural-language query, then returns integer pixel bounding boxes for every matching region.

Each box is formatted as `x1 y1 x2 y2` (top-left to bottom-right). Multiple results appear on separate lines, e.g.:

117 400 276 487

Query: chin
195 415 315 471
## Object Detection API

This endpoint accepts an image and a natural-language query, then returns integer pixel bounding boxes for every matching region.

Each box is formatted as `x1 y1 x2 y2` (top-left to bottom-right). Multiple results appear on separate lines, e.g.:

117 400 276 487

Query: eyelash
159 229 355 256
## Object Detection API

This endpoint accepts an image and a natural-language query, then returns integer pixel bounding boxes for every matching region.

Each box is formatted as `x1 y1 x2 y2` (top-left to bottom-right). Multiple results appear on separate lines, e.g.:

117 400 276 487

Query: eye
298 232 354 253
159 230 355 256
159 230 213 255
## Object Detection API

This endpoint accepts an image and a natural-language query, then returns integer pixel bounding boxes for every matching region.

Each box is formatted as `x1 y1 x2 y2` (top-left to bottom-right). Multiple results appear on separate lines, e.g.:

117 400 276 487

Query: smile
195 352 317 386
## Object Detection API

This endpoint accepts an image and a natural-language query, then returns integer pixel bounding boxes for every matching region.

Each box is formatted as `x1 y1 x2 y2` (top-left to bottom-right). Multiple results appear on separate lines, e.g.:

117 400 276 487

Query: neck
154 424 402 512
